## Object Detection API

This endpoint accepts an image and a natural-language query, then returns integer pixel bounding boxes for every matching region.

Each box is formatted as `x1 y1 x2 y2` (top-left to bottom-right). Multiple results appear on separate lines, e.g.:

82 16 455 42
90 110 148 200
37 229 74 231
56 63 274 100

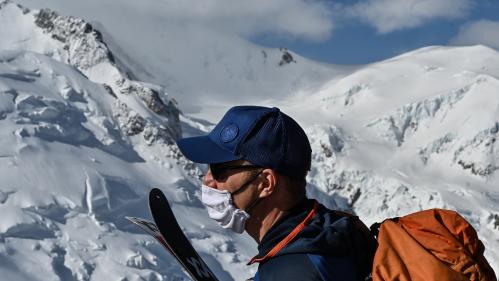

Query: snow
1 1 498 280
297 44 499 273
0 47 256 280
13 0 354 122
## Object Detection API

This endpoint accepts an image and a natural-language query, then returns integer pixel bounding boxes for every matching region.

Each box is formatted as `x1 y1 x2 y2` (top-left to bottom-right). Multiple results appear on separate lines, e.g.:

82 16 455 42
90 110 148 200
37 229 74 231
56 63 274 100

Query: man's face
203 160 262 209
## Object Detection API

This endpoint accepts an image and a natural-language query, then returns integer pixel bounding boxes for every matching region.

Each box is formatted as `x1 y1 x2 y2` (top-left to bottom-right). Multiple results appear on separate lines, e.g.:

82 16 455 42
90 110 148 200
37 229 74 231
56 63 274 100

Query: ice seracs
1 0 499 279
300 45 499 271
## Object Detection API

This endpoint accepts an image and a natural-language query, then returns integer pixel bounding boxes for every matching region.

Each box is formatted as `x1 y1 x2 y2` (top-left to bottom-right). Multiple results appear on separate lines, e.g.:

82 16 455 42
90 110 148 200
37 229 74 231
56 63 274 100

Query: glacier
1 1 498 280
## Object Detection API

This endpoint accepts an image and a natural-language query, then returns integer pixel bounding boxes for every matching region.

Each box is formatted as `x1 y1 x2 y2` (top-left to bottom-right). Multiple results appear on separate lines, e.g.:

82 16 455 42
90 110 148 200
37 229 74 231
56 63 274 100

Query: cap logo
220 123 239 143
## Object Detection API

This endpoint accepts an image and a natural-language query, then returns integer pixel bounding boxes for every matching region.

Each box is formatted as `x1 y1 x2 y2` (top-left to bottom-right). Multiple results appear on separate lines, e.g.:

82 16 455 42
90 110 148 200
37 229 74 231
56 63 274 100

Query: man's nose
203 169 217 188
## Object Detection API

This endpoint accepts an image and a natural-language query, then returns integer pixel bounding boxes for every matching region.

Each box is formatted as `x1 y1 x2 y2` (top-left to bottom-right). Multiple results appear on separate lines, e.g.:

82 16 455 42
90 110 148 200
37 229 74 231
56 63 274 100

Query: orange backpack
370 209 497 281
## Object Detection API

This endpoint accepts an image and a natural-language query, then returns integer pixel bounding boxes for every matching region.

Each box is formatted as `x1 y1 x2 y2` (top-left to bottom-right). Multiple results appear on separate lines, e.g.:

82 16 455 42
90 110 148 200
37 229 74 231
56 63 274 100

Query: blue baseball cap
176 106 311 180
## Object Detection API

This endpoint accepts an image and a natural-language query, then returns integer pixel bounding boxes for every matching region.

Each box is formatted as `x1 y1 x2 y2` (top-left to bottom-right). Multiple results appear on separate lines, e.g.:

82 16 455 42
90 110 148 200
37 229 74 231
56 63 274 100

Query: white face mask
201 184 250 233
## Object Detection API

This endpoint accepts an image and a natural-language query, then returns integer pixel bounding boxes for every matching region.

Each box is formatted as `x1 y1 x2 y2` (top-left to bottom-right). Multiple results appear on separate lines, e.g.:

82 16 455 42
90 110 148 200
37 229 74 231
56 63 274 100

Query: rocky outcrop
34 8 114 70
367 83 470 146
278 48 296 66
1 1 182 146
454 122 499 176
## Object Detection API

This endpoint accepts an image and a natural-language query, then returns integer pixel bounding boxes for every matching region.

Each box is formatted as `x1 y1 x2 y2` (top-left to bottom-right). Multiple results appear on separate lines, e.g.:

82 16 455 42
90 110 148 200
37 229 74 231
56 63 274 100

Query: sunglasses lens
208 164 261 181
209 164 222 181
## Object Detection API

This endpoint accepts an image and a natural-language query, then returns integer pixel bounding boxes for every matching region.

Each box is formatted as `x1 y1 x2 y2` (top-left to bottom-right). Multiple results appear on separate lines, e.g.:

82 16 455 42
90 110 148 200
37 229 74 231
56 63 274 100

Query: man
176 106 375 281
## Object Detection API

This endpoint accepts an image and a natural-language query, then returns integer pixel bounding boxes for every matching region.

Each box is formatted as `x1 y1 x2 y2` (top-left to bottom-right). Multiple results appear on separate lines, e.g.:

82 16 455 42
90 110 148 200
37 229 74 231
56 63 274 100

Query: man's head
177 106 311 181
176 106 311 237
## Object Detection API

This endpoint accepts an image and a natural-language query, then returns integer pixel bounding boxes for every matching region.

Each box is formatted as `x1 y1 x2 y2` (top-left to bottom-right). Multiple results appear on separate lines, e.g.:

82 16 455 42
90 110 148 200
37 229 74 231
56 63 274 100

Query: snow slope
15 0 351 122
0 2 259 280
287 45 499 271
0 49 257 281
1 1 498 280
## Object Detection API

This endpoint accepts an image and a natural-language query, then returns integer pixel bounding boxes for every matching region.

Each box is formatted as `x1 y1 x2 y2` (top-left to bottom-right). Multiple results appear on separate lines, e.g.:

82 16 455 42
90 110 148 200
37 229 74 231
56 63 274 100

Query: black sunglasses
209 164 262 181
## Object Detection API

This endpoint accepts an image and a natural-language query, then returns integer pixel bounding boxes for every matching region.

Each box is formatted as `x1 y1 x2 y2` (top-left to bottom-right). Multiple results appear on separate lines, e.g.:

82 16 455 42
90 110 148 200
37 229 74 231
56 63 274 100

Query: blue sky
251 0 499 64
16 0 499 66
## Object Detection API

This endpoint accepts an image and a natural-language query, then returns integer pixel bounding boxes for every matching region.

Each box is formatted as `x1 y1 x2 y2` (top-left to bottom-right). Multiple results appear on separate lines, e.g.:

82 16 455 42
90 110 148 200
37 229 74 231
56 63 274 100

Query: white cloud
157 0 335 41
17 0 335 42
450 20 499 50
344 0 472 34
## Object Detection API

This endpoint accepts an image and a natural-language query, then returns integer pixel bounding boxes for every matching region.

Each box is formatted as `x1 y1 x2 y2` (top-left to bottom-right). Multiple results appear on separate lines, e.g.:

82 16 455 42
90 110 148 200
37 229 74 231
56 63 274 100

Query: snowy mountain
0 2 258 280
14 0 349 122
290 45 499 271
1 1 498 280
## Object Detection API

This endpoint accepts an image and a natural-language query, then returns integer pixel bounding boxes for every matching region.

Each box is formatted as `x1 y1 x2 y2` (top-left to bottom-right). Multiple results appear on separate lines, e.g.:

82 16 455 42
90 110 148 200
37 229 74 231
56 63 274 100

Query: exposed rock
321 142 333 158
0 0 11 10
489 214 499 230
113 102 145 136
367 83 471 146
344 84 369 106
457 161 495 176
102 84 117 99
278 48 296 66
261 50 267 64
454 122 499 176
27 4 182 146
34 8 113 68
419 133 456 164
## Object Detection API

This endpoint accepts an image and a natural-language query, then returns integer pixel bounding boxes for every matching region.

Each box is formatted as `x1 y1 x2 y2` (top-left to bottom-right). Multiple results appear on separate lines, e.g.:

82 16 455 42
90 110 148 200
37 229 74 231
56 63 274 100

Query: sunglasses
209 163 262 181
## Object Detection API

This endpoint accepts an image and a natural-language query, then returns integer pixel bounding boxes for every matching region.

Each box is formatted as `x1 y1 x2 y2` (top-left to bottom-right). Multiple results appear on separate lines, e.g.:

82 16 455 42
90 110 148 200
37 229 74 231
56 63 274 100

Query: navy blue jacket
251 199 375 281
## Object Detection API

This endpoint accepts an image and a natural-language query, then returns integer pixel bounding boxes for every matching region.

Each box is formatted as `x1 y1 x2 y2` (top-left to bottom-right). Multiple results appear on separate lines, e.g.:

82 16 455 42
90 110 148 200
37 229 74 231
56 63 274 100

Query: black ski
125 216 175 254
126 188 219 281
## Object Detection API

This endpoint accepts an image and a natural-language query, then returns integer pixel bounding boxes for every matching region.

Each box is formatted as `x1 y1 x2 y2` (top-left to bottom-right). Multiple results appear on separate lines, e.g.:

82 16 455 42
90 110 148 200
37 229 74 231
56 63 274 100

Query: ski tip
125 216 141 223
149 188 165 202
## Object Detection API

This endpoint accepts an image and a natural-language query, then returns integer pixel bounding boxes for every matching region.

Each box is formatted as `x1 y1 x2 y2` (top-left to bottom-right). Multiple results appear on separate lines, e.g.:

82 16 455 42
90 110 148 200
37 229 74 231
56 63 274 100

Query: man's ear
258 169 277 198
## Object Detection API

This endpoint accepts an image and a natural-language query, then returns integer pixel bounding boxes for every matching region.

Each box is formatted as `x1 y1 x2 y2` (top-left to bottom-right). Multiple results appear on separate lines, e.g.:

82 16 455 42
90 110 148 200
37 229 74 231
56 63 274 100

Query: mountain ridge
1 1 498 280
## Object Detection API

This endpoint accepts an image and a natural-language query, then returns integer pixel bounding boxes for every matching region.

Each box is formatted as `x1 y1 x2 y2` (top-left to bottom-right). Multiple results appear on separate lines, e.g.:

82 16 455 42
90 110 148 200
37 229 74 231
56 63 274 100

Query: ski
126 188 219 281
149 188 219 281
125 216 175 254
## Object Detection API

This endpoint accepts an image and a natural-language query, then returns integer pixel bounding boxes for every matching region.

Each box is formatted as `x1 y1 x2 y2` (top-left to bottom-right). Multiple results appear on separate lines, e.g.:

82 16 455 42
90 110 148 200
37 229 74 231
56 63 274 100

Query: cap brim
176 136 242 164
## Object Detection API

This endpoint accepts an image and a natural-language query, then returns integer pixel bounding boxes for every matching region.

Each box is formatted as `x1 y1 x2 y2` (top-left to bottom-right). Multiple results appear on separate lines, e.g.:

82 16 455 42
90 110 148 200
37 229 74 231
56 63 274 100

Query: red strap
248 200 319 265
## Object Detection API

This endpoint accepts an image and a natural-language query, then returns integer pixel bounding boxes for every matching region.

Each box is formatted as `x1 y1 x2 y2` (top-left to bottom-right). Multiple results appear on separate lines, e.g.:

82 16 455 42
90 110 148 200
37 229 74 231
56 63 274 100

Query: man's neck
246 204 288 243
259 208 287 243
246 195 306 243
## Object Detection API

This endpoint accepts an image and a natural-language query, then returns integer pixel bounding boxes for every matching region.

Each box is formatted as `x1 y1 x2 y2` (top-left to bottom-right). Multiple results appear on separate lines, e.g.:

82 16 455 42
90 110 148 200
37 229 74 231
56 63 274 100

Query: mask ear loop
244 196 263 213
230 169 265 214
231 169 264 196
